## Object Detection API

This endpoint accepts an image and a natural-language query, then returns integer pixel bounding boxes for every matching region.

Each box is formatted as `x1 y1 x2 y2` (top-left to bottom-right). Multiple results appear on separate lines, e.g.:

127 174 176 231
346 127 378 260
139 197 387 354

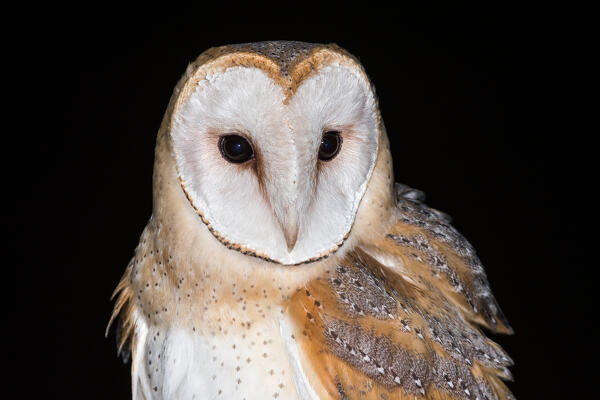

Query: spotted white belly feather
134 313 301 400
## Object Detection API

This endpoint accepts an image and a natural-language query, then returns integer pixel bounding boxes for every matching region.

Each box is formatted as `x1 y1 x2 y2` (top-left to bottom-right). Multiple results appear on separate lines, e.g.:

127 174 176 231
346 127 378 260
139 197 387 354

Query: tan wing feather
286 185 514 399
366 183 512 334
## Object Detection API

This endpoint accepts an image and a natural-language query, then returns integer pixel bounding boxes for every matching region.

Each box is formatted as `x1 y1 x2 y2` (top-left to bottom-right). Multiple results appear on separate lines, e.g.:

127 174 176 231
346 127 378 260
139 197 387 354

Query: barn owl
108 41 514 400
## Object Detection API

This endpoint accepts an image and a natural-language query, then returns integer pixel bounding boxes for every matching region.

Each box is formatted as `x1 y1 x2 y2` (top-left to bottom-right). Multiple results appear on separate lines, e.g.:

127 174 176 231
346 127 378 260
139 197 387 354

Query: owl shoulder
283 184 514 399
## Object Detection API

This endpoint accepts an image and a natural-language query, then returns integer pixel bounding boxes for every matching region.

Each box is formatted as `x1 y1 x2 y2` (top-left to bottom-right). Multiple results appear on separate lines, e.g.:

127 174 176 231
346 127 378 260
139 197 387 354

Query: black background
8 2 595 399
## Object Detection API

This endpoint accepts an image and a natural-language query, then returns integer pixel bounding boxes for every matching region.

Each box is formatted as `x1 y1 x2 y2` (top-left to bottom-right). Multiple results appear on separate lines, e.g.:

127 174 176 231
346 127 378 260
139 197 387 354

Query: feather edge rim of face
169 44 381 266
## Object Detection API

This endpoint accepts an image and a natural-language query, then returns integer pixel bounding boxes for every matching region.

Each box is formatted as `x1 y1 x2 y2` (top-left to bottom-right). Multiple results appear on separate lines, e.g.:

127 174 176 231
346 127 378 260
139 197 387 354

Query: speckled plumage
109 41 514 399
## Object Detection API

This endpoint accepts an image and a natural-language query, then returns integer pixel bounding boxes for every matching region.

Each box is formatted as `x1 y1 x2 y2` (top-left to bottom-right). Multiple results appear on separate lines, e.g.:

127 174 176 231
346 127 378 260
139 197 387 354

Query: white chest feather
132 312 311 400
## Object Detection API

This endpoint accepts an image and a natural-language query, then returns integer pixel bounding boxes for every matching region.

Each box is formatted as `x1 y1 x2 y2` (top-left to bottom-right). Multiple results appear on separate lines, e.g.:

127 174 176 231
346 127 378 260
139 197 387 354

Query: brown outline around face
169 42 378 265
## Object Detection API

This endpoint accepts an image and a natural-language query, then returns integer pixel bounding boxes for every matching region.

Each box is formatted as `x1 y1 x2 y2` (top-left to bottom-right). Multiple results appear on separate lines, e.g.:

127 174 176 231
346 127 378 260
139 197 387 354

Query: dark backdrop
9 3 595 399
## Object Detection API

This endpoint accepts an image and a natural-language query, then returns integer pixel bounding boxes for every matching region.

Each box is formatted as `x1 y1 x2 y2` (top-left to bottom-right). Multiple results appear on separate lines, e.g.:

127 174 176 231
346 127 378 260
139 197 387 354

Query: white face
171 64 378 264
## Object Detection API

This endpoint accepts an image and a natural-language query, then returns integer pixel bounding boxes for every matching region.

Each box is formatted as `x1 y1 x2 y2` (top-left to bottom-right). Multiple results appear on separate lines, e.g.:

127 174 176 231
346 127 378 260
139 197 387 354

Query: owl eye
219 135 254 163
318 130 342 161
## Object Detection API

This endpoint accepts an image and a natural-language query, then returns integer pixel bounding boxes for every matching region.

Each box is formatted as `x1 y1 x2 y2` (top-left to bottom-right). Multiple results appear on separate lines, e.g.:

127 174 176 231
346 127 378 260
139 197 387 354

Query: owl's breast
134 309 301 400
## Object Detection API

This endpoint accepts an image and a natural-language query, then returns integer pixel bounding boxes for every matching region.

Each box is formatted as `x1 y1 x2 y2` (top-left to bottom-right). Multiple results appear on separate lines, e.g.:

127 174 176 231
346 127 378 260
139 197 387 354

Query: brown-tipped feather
106 262 135 361
288 251 514 399
366 183 513 334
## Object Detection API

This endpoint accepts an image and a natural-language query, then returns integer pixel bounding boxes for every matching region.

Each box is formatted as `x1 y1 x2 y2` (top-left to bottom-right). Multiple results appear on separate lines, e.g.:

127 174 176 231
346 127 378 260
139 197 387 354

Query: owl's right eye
219 135 254 163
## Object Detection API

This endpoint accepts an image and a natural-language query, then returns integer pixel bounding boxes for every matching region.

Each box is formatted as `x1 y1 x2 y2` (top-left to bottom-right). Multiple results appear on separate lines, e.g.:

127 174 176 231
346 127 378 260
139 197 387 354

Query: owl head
154 41 394 265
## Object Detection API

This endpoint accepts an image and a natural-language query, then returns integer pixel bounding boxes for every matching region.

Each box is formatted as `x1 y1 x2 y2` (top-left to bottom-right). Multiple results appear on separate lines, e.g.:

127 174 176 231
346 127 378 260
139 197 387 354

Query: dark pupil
220 135 253 163
319 131 341 161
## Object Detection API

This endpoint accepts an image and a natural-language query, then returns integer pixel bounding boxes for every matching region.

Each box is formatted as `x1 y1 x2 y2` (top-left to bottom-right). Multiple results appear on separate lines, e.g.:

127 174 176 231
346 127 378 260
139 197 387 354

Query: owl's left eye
319 130 342 161
219 135 254 163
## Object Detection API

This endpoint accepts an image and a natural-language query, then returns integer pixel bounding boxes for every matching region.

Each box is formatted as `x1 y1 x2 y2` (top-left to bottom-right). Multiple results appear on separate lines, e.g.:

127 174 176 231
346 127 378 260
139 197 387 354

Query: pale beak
280 206 299 252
